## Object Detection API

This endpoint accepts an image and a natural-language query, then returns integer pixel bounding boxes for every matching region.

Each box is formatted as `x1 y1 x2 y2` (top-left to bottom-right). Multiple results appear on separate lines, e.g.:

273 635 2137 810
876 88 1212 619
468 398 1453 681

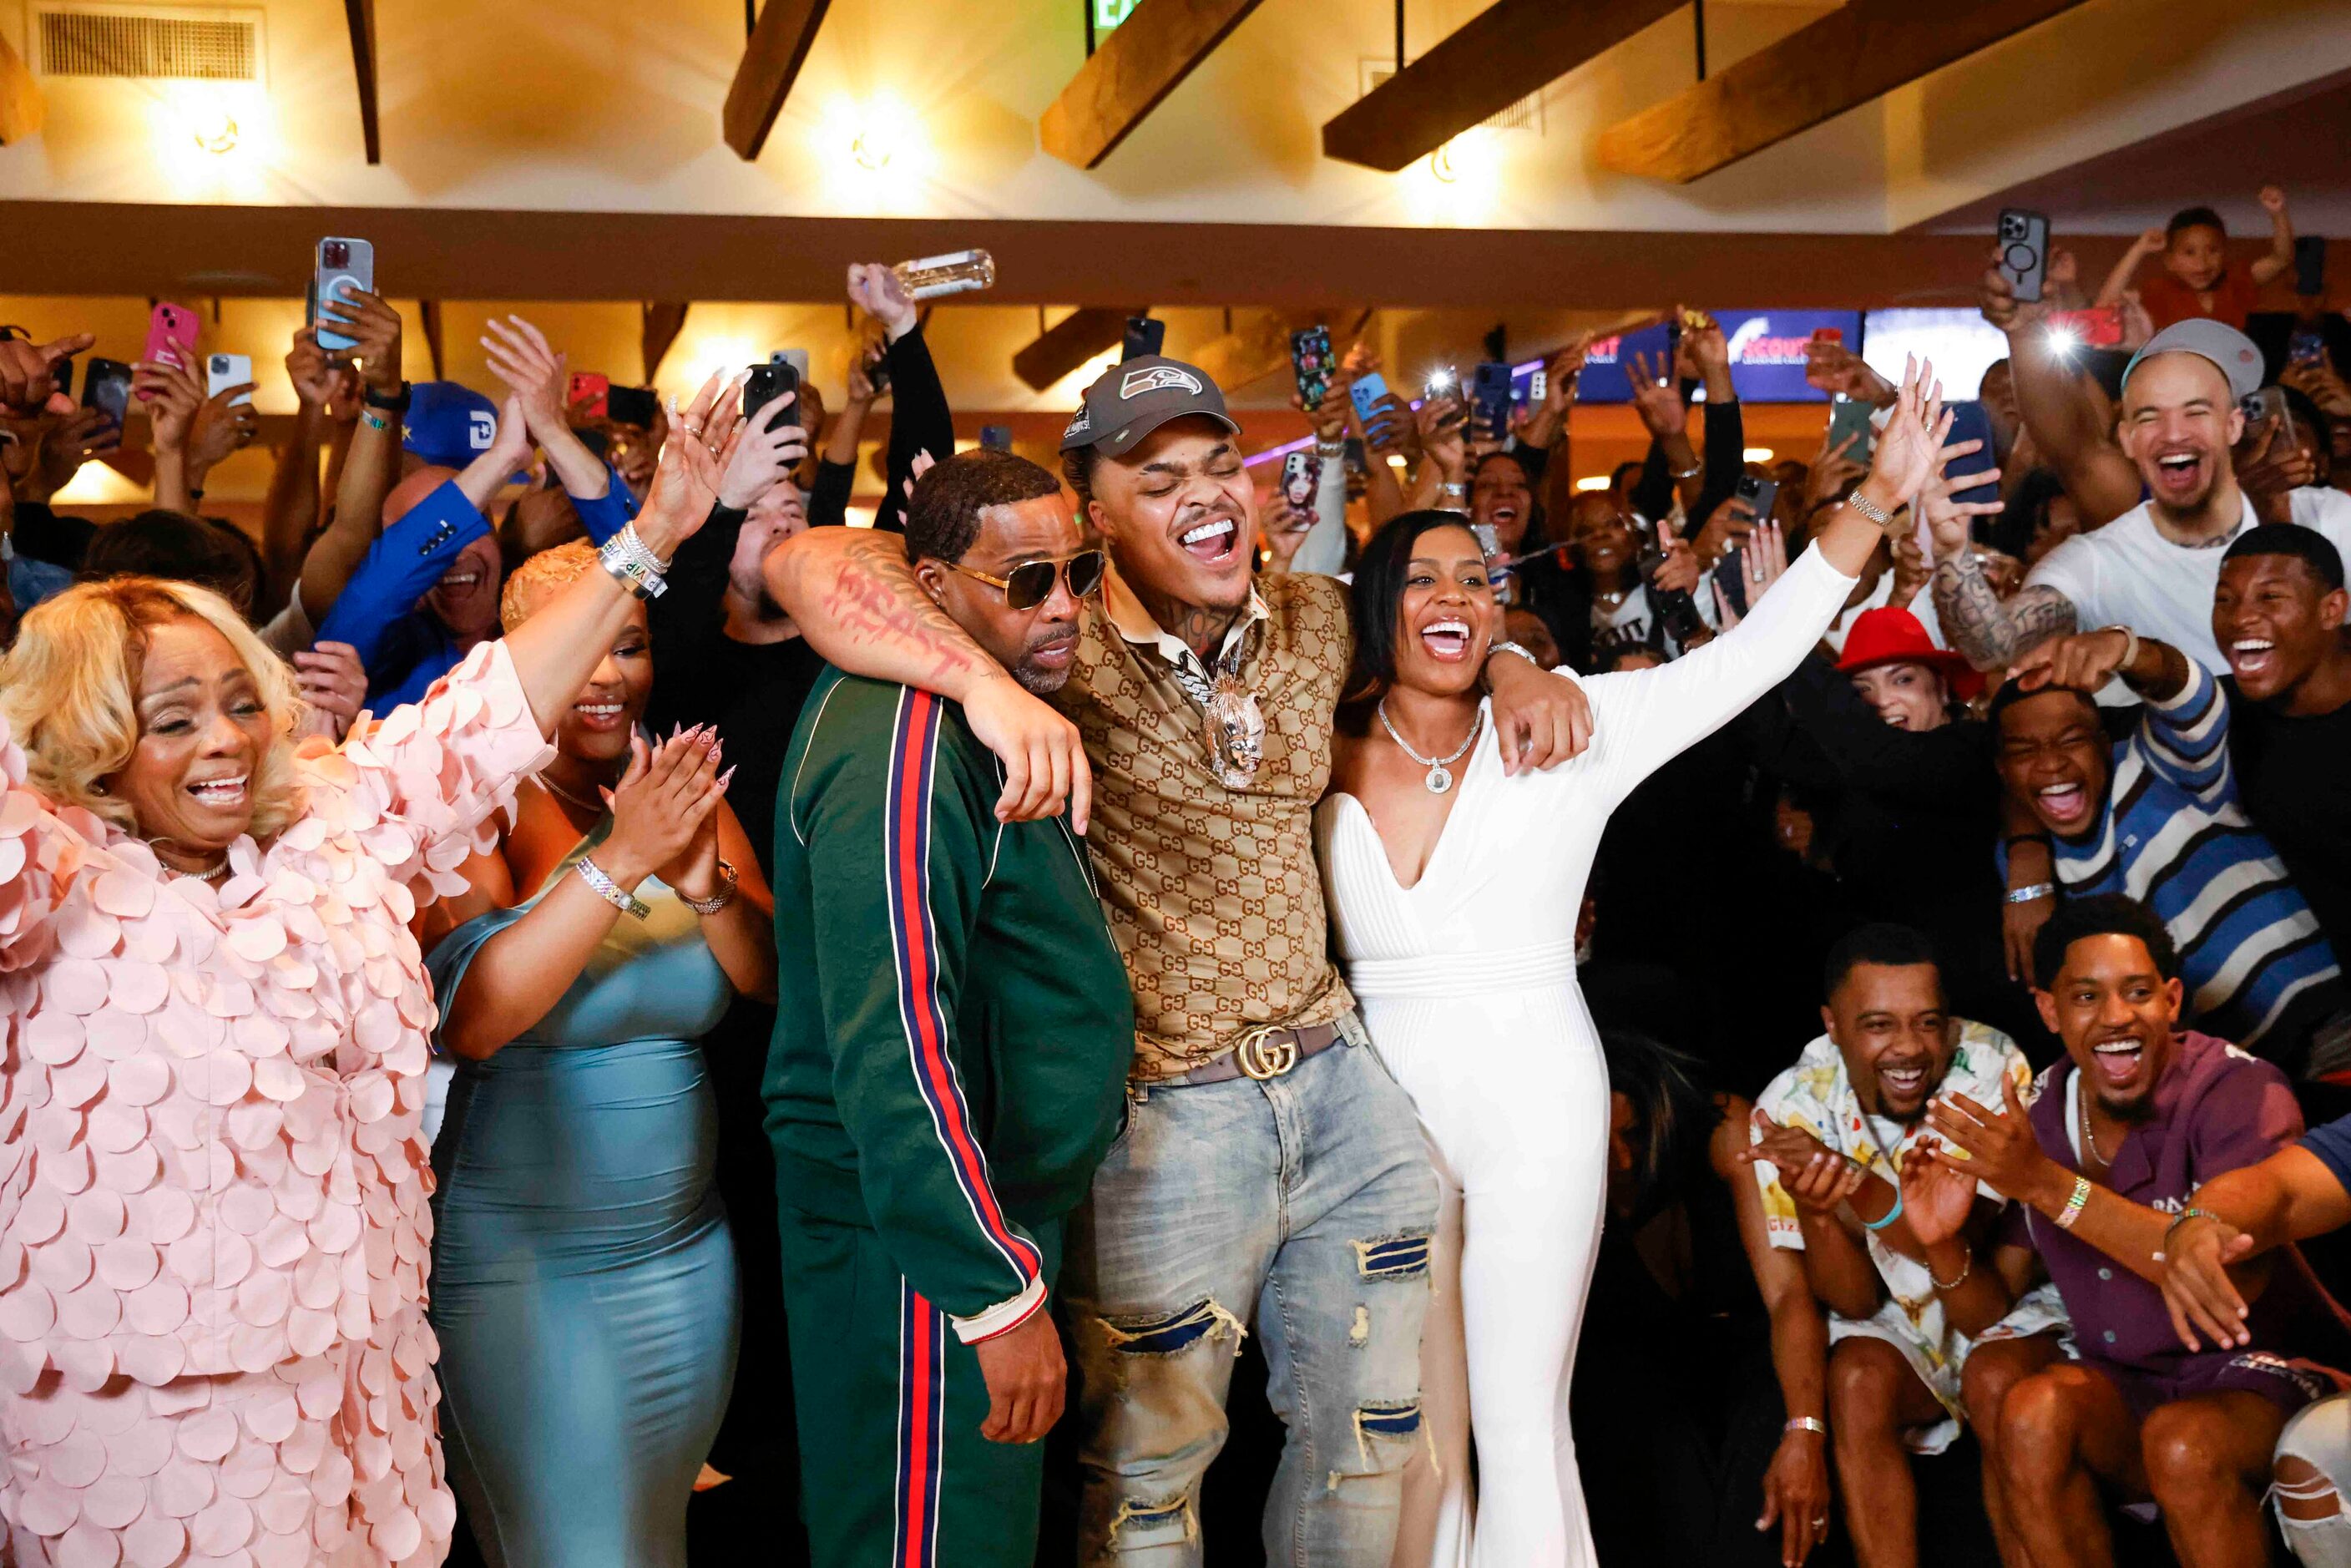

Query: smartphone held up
314 237 376 354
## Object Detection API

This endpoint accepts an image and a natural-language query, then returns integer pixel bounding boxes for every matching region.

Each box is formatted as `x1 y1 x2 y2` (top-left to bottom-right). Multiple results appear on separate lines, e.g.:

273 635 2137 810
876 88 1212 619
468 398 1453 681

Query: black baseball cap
1059 354 1239 458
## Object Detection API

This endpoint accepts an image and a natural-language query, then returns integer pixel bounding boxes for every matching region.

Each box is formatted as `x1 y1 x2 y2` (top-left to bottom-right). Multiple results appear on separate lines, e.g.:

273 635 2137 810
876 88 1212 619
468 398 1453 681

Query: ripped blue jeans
1061 1020 1438 1565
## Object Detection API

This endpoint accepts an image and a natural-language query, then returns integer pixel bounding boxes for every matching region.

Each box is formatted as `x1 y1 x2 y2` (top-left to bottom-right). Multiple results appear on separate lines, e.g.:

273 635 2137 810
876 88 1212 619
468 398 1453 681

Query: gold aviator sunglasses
944 549 1105 610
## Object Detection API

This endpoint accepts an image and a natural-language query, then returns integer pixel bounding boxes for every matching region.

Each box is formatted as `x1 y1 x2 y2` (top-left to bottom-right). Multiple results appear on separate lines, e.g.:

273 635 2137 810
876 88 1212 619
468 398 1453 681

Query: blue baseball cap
402 382 501 470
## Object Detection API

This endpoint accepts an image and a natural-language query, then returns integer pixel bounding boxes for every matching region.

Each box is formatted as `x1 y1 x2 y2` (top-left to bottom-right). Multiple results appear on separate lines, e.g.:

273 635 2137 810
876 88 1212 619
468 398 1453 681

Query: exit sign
1095 0 1141 31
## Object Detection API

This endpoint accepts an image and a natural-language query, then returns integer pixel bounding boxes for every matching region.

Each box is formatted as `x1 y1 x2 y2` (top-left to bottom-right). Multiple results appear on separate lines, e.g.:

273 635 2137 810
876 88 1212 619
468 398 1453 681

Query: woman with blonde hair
0 373 744 1566
418 537 775 1568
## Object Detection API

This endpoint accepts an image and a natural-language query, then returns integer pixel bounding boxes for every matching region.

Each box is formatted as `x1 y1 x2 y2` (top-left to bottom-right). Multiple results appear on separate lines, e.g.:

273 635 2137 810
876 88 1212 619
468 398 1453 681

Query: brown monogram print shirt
1056 565 1356 1082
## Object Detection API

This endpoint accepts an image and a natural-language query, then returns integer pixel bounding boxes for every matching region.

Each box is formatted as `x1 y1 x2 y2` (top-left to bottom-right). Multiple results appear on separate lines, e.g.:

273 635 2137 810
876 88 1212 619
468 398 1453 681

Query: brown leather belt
1155 1020 1350 1088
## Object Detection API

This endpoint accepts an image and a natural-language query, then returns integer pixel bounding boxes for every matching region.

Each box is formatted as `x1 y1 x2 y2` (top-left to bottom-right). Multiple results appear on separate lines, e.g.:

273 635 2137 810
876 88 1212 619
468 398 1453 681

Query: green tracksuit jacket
763 668 1133 1337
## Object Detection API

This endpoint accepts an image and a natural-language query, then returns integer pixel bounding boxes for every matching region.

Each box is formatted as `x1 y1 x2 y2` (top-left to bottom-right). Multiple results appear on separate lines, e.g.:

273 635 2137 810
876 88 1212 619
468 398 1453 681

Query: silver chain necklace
2077 1081 2110 1168
1378 701 1482 795
535 766 618 816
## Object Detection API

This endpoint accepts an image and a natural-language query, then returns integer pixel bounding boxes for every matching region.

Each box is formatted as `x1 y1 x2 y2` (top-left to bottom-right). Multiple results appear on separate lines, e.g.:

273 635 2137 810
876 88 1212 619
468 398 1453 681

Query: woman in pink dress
0 374 742 1568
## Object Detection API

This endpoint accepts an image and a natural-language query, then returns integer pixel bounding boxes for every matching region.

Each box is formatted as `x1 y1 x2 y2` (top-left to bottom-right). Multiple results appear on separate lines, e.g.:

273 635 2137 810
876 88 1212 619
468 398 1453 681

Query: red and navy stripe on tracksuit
885 690 1045 1555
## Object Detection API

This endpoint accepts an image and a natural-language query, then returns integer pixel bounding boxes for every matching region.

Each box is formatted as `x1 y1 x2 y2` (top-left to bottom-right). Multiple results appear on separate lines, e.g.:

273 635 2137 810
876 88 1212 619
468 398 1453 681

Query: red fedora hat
1834 605 1984 702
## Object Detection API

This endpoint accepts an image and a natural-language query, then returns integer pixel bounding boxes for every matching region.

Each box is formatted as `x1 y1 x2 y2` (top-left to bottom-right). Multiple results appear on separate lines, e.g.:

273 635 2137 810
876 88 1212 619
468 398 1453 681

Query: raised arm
1578 357 1955 798
2096 228 2166 309
299 292 407 620
1980 249 2143 524
2251 186 2296 286
761 524 1091 828
481 314 636 541
850 264 948 535
259 331 345 612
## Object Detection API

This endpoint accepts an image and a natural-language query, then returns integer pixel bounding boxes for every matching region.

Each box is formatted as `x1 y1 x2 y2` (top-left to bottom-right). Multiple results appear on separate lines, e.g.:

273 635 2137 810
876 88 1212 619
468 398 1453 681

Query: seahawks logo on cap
1063 405 1093 441
1120 365 1202 400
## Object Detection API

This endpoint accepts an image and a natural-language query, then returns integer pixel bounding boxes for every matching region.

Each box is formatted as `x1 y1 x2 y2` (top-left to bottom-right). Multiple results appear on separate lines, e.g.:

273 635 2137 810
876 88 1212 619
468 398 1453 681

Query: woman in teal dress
422 542 778 1567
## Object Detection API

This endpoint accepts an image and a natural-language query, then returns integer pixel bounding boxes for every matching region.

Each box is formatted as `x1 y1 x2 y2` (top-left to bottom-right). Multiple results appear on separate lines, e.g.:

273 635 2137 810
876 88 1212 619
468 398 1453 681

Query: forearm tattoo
797 529 985 687
1933 554 2076 671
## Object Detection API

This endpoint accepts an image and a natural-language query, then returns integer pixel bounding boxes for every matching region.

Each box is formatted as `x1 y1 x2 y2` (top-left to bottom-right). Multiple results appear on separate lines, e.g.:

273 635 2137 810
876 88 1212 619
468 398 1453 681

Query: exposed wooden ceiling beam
1012 307 1141 393
341 0 381 165
723 0 836 161
1597 0 2092 185
0 31 43 146
1040 0 1271 169
641 302 690 385
1322 0 1681 172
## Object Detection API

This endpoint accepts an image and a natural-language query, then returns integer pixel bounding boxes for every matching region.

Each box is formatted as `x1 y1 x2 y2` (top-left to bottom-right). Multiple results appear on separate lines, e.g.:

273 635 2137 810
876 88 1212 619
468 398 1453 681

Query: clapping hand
1924 1073 2050 1203
1741 1111 1864 1217
481 316 574 443
595 728 727 891
1898 1137 1978 1249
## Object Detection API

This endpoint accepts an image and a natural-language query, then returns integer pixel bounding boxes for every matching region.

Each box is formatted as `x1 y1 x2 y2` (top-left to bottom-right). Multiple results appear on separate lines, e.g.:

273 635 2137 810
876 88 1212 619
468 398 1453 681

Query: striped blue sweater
2050 658 2341 1060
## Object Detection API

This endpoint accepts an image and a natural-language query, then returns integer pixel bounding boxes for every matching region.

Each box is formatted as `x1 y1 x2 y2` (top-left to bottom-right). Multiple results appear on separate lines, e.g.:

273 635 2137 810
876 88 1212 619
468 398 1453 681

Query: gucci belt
1155 1019 1349 1088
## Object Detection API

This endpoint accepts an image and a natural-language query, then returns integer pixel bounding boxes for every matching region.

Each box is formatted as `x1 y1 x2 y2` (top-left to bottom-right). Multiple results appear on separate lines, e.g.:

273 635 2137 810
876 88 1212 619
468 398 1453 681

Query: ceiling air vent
33 5 262 82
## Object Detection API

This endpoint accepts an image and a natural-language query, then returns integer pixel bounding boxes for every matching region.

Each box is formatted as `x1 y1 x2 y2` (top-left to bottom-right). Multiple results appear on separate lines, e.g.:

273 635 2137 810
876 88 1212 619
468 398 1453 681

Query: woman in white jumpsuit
1312 361 1974 1567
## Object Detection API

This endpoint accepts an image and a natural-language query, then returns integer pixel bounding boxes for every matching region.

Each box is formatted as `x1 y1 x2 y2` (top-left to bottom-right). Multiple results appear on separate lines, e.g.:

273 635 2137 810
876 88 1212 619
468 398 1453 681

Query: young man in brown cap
764 355 1594 1564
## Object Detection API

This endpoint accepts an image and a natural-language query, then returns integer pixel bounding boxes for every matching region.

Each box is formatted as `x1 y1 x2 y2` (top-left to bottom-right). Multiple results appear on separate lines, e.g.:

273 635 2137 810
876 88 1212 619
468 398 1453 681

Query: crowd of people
4 184 2351 1568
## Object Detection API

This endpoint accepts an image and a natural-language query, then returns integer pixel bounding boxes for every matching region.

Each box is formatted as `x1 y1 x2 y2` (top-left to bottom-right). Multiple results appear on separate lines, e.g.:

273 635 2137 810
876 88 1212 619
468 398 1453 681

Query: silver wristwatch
1488 640 1543 669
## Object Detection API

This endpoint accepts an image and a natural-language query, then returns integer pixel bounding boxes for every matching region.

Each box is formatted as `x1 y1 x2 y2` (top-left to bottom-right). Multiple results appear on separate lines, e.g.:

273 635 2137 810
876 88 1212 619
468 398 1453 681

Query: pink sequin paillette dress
0 640 553 1568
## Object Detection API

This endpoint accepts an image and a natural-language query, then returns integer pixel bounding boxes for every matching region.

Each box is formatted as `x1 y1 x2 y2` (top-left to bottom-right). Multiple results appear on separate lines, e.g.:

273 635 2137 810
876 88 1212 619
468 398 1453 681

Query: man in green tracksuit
764 448 1134 1568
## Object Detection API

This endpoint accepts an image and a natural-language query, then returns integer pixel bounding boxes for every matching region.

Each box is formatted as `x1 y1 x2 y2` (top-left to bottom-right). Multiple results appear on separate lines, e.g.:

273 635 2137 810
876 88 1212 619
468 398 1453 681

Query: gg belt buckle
1233 1025 1299 1082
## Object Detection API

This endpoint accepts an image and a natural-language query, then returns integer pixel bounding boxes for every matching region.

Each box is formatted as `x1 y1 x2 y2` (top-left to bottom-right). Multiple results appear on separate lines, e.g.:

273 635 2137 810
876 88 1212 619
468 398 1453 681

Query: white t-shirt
2025 488 2351 674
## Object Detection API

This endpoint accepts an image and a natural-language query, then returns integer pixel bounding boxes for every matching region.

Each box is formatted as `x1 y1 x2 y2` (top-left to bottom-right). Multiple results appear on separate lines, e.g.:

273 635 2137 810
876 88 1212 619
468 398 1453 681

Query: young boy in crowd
1916 895 2351 1568
2096 188 2298 331
1993 623 2344 1070
1743 924 2067 1568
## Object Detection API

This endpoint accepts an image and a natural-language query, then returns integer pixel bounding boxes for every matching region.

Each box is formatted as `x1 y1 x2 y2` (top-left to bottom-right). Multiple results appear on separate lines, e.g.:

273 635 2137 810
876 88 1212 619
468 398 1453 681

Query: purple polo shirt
2018 1031 2348 1373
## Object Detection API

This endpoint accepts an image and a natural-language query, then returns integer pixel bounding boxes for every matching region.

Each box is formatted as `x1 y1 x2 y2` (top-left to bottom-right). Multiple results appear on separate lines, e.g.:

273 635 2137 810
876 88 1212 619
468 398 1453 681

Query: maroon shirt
2017 1031 2351 1372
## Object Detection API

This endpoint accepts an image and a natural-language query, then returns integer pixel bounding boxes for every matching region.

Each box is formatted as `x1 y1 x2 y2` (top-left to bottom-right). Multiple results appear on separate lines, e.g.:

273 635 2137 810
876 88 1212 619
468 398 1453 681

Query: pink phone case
138 304 201 399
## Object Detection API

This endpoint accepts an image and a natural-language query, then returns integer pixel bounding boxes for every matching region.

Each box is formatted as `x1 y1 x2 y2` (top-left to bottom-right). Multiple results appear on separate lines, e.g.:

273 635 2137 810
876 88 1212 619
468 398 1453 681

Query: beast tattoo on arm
1933 560 2078 672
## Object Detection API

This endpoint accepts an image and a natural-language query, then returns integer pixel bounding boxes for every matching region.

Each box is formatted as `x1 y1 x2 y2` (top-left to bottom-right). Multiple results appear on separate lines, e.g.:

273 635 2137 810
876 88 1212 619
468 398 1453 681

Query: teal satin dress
427 827 741 1568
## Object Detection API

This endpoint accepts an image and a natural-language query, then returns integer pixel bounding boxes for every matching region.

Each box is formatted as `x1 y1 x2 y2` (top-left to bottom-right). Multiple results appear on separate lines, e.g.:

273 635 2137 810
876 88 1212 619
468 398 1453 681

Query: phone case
567 372 610 419
314 237 377 353
1349 372 1390 422
143 304 200 372
1123 316 1166 362
1828 397 1878 458
1472 362 1513 438
744 364 797 432
604 386 659 429
82 358 132 425
206 353 253 405
1291 327 1333 410
1997 210 2050 304
136 304 200 401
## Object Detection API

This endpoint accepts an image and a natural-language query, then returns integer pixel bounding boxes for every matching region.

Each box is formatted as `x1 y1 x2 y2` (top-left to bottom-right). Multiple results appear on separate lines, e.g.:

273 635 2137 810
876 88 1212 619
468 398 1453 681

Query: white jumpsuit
1312 547 1858 1568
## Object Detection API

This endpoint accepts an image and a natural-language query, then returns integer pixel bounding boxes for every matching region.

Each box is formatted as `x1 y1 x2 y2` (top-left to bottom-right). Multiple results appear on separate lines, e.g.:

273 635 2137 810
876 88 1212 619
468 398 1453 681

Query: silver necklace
1377 701 1482 795
169 857 230 884
535 767 617 815
2077 1082 2110 1167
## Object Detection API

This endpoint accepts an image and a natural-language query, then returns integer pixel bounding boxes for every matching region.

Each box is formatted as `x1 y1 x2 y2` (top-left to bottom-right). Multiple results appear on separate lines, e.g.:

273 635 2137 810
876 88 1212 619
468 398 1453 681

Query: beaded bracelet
2162 1206 2221 1249
576 855 650 920
1929 1247 1974 1292
2055 1174 2093 1231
